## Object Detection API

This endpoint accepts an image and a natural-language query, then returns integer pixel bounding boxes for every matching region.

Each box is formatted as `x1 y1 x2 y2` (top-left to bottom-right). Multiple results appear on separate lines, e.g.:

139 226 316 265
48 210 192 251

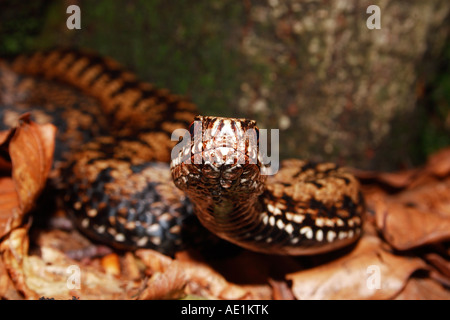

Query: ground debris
0 121 449 299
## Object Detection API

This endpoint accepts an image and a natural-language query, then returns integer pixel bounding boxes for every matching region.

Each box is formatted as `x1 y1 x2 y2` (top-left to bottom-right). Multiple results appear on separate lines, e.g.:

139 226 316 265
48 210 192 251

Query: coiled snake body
0 50 364 256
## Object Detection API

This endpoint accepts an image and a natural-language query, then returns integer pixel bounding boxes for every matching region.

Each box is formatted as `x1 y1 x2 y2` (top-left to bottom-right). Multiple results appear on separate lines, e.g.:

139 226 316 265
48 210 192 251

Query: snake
0 49 364 256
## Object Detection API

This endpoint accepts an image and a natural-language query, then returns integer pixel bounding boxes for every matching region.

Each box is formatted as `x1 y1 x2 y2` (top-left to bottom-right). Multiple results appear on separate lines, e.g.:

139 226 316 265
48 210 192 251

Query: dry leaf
2 114 450 300
378 202 450 251
355 147 450 191
8 114 55 215
135 249 174 274
286 235 428 300
136 249 272 300
0 177 20 238
0 114 56 238
0 228 40 299
0 249 23 299
395 277 450 300
122 252 141 281
1 227 139 299
353 168 418 189
422 147 450 178
182 258 272 300
425 253 450 280
176 250 273 300
101 253 121 276
269 279 295 300
138 263 187 300
373 179 450 250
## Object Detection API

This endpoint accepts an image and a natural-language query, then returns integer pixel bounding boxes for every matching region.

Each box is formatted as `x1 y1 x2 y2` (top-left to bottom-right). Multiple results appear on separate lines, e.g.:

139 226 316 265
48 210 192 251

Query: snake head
171 116 268 199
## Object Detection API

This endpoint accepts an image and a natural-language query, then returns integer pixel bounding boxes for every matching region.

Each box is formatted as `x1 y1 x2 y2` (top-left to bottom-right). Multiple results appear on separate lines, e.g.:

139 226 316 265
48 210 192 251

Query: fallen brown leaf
136 249 272 300
138 263 187 300
182 258 272 300
371 178 450 251
395 277 450 300
1 113 450 300
378 202 450 251
422 147 450 179
1 227 139 299
353 168 418 189
8 114 55 215
269 278 295 300
0 246 23 299
101 253 121 276
0 177 20 239
425 252 450 281
0 114 56 238
0 228 40 299
286 235 428 300
135 248 174 275
122 252 142 281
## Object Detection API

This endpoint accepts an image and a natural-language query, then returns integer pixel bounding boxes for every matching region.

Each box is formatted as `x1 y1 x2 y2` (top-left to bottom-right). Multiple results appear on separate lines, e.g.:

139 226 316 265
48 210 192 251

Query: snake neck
170 116 365 255
189 190 266 249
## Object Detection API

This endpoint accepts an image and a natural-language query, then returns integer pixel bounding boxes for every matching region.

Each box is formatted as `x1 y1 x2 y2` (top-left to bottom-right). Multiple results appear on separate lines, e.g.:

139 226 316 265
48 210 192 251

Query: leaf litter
0 116 449 300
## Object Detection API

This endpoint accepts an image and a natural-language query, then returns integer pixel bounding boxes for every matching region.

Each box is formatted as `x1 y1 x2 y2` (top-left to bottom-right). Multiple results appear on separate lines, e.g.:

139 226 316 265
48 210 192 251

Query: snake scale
0 49 364 256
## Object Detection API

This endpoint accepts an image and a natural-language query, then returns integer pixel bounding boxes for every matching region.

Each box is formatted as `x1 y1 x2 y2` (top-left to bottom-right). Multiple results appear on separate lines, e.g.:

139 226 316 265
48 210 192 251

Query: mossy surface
1 1 449 170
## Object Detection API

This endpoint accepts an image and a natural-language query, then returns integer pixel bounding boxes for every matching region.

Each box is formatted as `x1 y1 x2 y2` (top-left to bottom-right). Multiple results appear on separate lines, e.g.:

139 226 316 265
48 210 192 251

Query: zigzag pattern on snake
0 49 364 256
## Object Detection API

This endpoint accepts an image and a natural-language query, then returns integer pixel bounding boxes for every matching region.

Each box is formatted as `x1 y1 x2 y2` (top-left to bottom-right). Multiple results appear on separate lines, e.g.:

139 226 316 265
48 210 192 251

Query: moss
0 1 256 118
1 1 449 170
66 0 249 117
418 42 450 158
0 0 49 55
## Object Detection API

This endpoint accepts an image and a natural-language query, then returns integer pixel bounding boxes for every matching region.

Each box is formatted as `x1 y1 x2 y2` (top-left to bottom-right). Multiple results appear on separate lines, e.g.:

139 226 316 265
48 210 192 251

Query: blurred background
0 0 449 171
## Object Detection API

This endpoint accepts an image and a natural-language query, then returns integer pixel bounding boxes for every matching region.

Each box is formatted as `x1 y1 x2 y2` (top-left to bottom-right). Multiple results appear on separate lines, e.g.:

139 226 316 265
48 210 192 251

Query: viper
0 49 364 256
